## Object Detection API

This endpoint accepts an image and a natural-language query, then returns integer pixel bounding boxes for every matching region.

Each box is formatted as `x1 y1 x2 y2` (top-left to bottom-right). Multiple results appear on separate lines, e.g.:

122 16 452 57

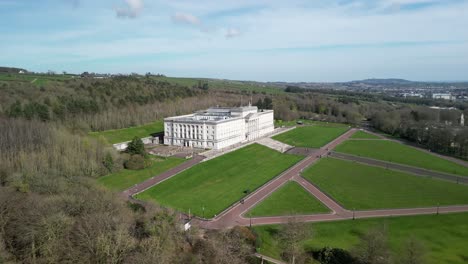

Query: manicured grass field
335 140 468 176
254 213 468 264
275 119 349 128
302 158 468 210
246 181 330 217
89 121 164 144
136 144 303 218
97 157 185 191
350 130 381 139
272 126 349 148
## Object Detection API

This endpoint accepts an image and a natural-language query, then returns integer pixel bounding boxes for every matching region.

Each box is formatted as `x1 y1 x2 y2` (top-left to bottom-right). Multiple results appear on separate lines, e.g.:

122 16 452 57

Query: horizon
1 0 468 82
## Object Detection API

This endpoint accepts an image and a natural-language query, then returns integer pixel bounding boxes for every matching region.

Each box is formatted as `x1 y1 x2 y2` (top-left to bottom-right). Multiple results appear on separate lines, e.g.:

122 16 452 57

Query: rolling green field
155 76 284 94
302 158 468 210
275 119 349 128
335 140 468 176
89 120 164 144
136 144 303 218
273 126 349 148
0 73 73 86
350 130 381 139
97 157 185 191
254 213 468 264
247 181 330 217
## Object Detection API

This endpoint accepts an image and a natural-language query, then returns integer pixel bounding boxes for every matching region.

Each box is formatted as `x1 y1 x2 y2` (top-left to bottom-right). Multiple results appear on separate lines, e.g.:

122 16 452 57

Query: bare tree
352 226 392 264
398 236 427 264
279 218 312 264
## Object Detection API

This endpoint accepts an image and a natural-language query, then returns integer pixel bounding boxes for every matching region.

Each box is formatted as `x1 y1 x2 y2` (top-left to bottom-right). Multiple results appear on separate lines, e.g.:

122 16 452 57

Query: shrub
124 154 146 170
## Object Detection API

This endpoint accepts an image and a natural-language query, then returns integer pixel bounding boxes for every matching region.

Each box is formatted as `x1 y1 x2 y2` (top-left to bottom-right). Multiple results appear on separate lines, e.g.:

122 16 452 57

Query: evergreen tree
126 137 145 156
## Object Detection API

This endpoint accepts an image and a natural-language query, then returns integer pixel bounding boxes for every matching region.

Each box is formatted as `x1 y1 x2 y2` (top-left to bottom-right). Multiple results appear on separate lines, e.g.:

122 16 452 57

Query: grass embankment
302 158 468 210
136 144 303 218
335 140 468 176
97 156 185 191
89 120 164 144
254 213 468 264
273 126 349 148
275 119 349 128
247 181 330 217
350 130 381 139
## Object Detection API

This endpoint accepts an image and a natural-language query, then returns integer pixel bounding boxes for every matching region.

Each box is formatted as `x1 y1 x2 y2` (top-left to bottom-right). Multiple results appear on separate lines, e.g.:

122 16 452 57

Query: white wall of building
163 107 274 150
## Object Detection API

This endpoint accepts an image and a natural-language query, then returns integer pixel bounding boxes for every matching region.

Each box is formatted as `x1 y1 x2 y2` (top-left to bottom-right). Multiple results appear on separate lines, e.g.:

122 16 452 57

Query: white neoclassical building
164 105 274 150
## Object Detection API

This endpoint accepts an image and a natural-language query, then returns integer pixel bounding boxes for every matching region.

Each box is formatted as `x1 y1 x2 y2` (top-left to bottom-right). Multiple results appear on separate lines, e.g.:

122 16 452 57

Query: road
121 126 468 231
195 128 357 229
195 127 468 229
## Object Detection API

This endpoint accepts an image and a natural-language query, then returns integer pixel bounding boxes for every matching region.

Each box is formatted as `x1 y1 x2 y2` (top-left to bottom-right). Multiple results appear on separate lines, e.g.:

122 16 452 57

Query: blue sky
1 0 467 82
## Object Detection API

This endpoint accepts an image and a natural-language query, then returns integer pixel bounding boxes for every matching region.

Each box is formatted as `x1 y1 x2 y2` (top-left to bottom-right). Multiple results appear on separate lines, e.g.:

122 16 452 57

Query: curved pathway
195 128 357 229
194 127 468 229
121 126 468 231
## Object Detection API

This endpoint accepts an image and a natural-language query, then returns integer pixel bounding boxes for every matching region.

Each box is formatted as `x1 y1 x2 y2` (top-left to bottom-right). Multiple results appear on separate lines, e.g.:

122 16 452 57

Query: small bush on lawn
124 154 146 170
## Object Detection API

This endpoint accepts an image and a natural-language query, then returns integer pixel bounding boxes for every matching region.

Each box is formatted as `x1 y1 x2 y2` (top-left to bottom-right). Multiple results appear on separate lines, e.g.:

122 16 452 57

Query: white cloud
116 0 144 18
2 0 468 81
171 12 201 25
225 28 240 38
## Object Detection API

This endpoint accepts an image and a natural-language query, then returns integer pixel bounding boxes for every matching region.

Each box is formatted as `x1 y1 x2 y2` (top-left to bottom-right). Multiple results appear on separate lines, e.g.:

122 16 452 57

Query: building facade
432 93 453 100
164 106 274 150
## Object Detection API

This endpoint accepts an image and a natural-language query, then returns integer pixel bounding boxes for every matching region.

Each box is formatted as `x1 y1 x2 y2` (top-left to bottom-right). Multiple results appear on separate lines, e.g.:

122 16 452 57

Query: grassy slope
89 120 164 144
155 76 284 94
254 213 468 264
350 130 381 139
273 126 349 148
136 144 303 218
335 140 468 176
97 157 185 191
247 181 330 217
275 119 349 128
302 158 468 210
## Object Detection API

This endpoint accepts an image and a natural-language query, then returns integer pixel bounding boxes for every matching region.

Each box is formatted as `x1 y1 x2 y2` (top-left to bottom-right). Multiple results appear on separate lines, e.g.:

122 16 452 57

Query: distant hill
350 78 415 85
0 66 28 74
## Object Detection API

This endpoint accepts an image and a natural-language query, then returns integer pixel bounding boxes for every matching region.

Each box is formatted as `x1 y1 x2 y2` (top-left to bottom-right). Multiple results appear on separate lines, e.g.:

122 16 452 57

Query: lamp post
202 205 205 219
353 208 355 220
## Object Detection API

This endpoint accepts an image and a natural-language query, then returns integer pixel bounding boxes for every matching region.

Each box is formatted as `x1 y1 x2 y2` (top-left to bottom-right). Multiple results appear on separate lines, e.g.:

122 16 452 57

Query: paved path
330 152 468 184
195 128 357 229
121 155 205 199
122 125 468 233
255 253 286 264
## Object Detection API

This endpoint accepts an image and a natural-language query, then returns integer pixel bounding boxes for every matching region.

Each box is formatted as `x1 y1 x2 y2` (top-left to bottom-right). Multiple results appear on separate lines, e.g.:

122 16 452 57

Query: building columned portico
164 105 274 150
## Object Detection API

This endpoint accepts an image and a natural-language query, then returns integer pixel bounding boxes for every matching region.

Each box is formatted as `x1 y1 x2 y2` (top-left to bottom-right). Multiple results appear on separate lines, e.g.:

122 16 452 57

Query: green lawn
273 126 349 148
136 144 303 218
247 181 330 217
89 120 164 144
302 158 468 210
275 119 349 128
335 140 468 176
254 213 468 264
350 130 381 139
97 157 185 191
